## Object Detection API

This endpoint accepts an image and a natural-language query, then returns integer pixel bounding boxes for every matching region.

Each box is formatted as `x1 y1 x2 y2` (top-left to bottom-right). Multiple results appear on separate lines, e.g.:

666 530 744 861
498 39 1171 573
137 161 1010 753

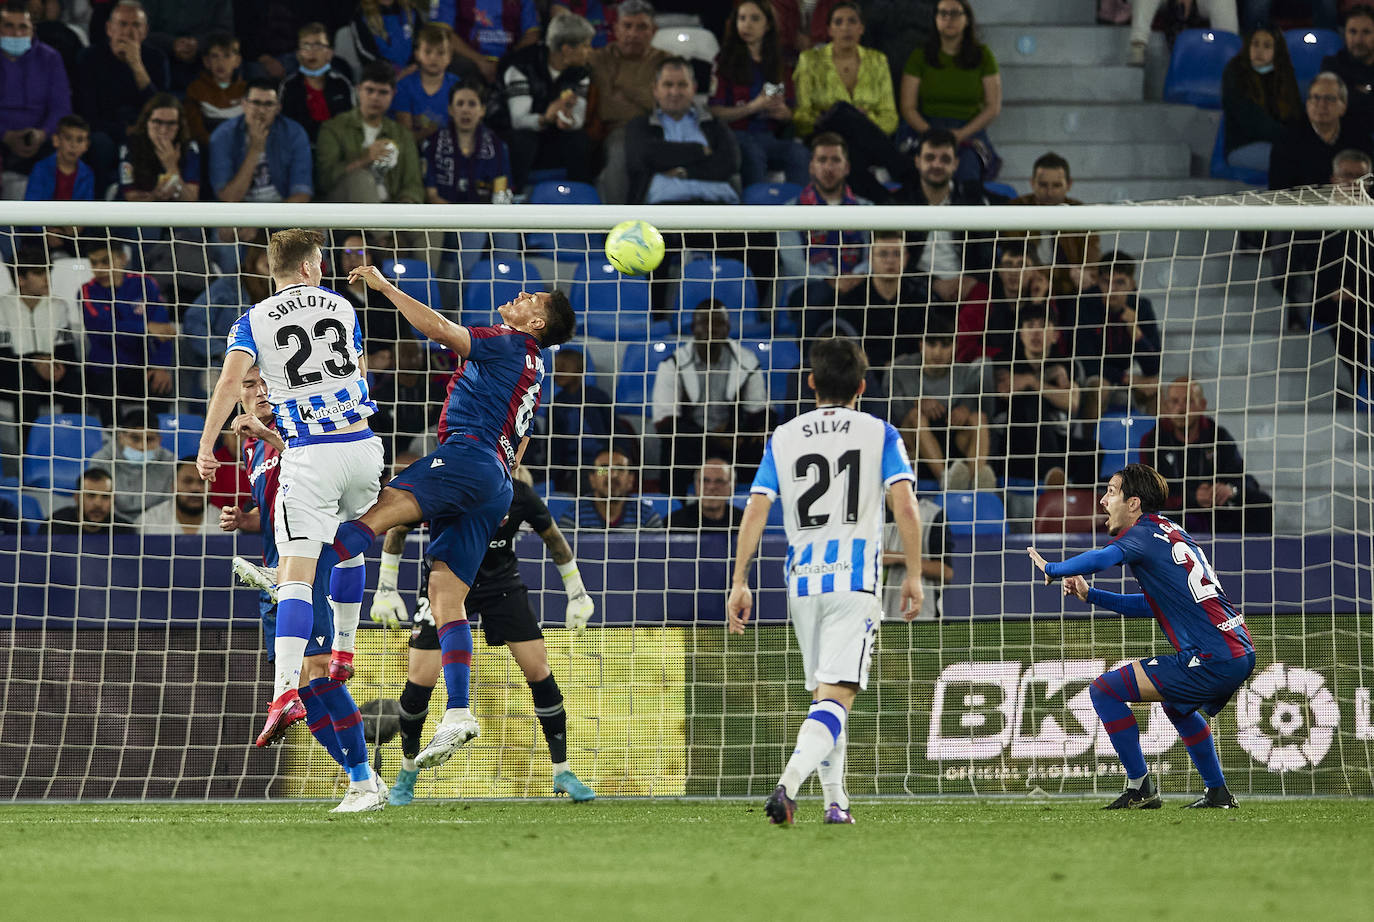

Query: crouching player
1028 463 1255 809
221 364 386 812
370 467 596 804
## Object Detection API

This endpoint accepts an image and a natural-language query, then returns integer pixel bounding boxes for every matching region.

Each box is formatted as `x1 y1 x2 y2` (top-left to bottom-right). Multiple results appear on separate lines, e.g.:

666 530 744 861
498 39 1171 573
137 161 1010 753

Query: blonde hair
268 228 324 280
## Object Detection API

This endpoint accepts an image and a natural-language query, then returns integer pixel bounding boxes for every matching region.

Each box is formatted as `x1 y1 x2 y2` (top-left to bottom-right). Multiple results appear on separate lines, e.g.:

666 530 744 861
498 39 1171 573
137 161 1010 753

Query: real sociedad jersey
1047 513 1254 660
226 284 377 439
751 405 915 597
438 325 544 469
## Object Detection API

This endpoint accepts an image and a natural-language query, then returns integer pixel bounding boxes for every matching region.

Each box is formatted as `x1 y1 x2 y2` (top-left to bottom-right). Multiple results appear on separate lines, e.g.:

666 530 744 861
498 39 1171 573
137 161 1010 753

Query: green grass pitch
2 799 1370 920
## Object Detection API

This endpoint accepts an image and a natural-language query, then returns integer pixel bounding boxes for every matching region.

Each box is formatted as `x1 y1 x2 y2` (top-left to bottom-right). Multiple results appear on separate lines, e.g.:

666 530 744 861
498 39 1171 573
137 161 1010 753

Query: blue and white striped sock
273 581 312 697
779 698 847 799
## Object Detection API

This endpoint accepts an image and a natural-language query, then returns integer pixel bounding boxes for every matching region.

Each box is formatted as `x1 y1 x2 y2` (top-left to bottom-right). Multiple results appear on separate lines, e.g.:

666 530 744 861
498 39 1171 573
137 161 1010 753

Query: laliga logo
1236 663 1340 772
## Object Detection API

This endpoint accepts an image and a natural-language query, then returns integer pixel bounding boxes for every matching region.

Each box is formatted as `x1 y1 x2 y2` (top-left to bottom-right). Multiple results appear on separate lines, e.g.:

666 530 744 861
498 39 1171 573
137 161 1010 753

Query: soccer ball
604 219 665 276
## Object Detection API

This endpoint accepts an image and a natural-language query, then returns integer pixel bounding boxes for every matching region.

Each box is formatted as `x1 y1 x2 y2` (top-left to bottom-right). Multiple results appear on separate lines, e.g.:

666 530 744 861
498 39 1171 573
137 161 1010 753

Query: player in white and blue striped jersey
196 230 386 810
728 338 926 825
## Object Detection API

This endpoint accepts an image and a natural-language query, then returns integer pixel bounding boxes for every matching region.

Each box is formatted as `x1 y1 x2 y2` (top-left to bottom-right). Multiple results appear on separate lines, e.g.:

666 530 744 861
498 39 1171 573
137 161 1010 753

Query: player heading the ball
197 230 387 812
1029 463 1255 810
728 337 925 826
330 264 575 771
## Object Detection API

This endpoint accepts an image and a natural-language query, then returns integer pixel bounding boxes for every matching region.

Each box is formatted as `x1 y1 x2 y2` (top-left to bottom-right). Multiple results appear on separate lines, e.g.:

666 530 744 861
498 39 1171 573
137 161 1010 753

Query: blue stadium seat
0 488 43 535
1097 412 1156 478
1163 29 1242 109
1286 29 1343 95
158 413 204 460
1209 115 1268 185
742 181 802 205
983 180 1017 200
671 257 765 337
461 259 546 327
525 181 604 260
571 257 667 341
930 490 1006 536
615 338 677 425
382 258 444 335
740 338 801 404
23 413 104 493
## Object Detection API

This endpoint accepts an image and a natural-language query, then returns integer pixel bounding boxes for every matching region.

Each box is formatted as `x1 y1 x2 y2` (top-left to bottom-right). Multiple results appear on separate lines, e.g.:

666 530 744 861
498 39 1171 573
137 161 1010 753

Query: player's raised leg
327 554 366 681
1090 662 1163 809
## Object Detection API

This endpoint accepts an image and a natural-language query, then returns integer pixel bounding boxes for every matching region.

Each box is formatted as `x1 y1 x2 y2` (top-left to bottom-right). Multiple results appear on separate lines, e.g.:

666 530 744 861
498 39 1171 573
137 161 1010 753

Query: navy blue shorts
389 440 512 587
260 545 337 661
1140 650 1255 717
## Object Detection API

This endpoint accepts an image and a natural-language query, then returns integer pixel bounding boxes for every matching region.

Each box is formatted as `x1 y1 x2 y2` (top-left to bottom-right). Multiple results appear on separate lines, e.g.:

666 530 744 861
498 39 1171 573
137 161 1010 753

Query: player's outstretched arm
538 520 594 633
1065 573 1154 618
727 493 773 634
889 479 925 621
1028 543 1127 583
349 264 473 357
196 349 255 481
371 524 412 628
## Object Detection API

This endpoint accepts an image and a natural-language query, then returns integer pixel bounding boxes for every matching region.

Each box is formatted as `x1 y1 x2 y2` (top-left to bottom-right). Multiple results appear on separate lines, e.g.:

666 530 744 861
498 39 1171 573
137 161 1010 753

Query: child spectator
78 237 176 422
87 408 176 520
393 23 460 144
182 31 246 147
279 23 357 144
24 114 93 201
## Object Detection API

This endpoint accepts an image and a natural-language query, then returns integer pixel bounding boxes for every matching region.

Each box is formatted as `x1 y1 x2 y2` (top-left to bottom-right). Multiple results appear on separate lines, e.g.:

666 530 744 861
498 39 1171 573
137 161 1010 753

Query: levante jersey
420 479 554 604
241 435 283 568
751 405 915 597
439 325 544 469
226 284 377 440
1048 513 1254 660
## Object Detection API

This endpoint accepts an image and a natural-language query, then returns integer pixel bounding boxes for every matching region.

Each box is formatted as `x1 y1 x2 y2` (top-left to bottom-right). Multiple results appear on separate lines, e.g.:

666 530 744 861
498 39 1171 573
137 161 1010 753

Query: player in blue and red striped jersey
219 364 384 812
1029 463 1255 810
330 263 576 771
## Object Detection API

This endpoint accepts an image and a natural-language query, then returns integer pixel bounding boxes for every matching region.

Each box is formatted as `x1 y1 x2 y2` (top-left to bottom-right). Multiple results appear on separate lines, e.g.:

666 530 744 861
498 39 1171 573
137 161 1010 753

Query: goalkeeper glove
370 550 409 628
558 561 594 633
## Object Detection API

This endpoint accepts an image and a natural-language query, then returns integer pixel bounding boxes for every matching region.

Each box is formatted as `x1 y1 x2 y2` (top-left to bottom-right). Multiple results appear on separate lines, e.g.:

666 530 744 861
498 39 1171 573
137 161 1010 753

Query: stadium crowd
4 0 1358 546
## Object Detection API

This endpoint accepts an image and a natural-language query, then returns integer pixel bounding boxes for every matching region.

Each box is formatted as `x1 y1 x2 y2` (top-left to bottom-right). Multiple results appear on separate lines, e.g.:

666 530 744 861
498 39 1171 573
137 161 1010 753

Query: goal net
0 192 1370 801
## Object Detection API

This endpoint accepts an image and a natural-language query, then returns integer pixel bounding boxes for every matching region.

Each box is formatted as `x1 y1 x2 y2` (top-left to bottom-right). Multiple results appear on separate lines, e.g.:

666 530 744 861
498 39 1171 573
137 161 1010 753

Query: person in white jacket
651 301 768 497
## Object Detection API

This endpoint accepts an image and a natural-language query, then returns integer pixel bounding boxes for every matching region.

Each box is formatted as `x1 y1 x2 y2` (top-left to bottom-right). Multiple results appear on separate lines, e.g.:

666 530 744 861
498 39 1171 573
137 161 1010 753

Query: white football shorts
788 590 881 691
274 435 383 555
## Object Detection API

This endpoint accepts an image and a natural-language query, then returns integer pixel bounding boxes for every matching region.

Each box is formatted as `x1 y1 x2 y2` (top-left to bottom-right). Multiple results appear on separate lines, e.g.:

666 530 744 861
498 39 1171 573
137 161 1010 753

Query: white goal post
0 191 1370 801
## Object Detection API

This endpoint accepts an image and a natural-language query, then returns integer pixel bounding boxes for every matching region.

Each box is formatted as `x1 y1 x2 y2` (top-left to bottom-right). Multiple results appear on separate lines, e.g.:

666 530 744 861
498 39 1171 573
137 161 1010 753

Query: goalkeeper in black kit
372 469 596 804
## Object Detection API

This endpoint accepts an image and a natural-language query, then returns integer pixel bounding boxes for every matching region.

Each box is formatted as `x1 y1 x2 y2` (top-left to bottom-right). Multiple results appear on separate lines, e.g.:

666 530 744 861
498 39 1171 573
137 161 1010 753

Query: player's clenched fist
370 589 409 628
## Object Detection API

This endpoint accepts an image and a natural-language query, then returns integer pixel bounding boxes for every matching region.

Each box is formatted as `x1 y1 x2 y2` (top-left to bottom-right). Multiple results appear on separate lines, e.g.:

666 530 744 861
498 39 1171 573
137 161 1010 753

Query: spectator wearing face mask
88 408 177 520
